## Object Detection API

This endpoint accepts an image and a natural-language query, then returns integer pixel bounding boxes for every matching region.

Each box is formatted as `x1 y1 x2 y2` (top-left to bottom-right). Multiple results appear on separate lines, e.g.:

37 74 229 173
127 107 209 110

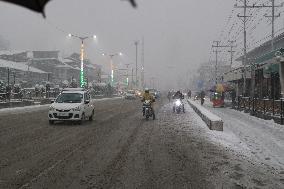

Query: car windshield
55 93 83 103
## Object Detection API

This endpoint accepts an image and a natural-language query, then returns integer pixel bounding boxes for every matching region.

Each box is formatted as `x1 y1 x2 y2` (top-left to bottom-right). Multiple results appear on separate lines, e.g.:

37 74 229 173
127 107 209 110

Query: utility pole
235 0 283 96
228 40 237 70
134 41 139 88
235 0 251 96
212 41 236 83
263 0 283 51
212 41 226 84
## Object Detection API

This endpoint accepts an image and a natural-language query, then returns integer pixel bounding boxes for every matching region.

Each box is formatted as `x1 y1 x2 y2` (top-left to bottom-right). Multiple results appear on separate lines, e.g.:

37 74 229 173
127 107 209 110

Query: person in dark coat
231 89 236 106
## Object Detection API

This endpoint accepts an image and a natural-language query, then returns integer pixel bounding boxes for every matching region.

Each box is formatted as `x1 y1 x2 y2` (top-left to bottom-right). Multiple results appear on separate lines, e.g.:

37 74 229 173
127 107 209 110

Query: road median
187 99 223 131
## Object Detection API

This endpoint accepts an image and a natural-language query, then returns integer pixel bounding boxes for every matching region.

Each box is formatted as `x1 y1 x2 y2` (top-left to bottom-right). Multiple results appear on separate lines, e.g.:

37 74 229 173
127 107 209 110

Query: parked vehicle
212 92 224 108
48 88 94 125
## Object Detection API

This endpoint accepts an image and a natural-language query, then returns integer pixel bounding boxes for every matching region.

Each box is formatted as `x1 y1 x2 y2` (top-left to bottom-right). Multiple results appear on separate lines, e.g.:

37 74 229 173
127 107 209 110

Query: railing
0 90 59 102
235 96 284 124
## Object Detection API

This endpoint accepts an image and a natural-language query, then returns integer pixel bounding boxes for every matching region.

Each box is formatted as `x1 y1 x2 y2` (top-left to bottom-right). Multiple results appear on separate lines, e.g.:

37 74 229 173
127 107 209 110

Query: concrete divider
187 99 223 131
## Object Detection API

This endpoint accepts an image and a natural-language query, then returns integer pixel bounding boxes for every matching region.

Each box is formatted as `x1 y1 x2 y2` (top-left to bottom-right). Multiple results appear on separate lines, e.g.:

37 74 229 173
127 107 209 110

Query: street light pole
125 63 131 89
68 34 96 88
80 39 85 87
131 68 134 90
134 41 139 88
102 52 122 87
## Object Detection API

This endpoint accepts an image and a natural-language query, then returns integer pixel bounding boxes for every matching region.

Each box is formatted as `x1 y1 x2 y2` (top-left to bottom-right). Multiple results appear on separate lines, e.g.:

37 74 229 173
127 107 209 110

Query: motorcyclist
141 88 156 119
172 90 185 112
173 90 184 100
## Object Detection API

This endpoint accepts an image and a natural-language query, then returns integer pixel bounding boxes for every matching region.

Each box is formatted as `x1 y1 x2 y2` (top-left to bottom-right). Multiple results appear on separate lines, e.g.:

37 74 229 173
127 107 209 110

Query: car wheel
49 120 54 125
78 113 85 125
89 110 94 121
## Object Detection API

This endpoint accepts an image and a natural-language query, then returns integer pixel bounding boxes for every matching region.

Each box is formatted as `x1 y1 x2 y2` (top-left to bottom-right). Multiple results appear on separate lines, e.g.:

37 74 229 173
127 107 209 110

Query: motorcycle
173 99 185 113
143 100 155 120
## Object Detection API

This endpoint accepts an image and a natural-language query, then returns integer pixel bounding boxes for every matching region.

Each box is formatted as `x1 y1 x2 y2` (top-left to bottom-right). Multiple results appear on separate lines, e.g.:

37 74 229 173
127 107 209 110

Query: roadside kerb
187 99 223 131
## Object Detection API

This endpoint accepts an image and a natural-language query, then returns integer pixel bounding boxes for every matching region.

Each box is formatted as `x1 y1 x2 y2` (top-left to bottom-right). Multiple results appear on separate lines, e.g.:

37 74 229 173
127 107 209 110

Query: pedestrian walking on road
200 90 205 105
231 89 236 107
187 90 192 99
167 91 171 102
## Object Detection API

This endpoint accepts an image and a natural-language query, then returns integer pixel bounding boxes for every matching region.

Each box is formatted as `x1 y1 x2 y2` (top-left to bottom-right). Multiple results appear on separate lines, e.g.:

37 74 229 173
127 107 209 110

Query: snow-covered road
158 101 283 188
0 97 283 188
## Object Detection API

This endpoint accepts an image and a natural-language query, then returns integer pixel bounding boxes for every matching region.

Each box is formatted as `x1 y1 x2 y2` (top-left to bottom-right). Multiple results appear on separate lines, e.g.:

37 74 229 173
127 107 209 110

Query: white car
48 88 94 124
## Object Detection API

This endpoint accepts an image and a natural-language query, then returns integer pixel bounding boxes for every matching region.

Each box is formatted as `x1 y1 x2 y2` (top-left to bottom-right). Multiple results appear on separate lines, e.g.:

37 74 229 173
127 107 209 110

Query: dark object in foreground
0 0 137 17
0 0 49 16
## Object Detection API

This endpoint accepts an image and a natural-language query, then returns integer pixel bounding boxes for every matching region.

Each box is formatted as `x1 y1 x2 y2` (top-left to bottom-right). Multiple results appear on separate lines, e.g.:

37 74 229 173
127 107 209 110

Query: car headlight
72 106 81 111
49 106 55 111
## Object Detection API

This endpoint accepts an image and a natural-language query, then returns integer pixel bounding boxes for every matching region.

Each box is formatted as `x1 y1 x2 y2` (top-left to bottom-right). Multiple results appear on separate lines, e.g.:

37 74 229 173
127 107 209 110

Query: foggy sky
0 0 262 89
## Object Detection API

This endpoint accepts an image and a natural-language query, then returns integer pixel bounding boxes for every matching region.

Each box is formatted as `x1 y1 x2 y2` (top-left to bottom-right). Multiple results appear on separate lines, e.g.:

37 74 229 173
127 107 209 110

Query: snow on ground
188 98 222 121
0 104 50 115
200 98 284 171
160 101 283 188
161 100 284 187
184 100 254 157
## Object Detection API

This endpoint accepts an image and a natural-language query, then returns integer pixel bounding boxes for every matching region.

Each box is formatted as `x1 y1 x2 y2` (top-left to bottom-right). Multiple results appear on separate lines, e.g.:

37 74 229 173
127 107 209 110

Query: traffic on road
1 0 284 188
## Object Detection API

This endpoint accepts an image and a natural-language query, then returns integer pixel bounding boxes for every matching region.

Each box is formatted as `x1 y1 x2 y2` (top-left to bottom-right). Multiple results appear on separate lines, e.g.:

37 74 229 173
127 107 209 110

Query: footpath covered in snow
201 98 284 172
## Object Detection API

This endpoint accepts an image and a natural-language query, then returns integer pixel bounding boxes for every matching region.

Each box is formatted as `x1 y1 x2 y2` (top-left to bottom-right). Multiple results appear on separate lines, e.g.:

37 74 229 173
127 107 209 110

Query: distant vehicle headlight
72 106 81 111
49 106 55 111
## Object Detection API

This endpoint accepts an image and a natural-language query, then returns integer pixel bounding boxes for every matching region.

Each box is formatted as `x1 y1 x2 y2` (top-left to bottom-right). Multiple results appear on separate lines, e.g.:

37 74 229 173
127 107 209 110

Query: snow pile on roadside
0 104 50 115
186 103 252 157
188 99 222 122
